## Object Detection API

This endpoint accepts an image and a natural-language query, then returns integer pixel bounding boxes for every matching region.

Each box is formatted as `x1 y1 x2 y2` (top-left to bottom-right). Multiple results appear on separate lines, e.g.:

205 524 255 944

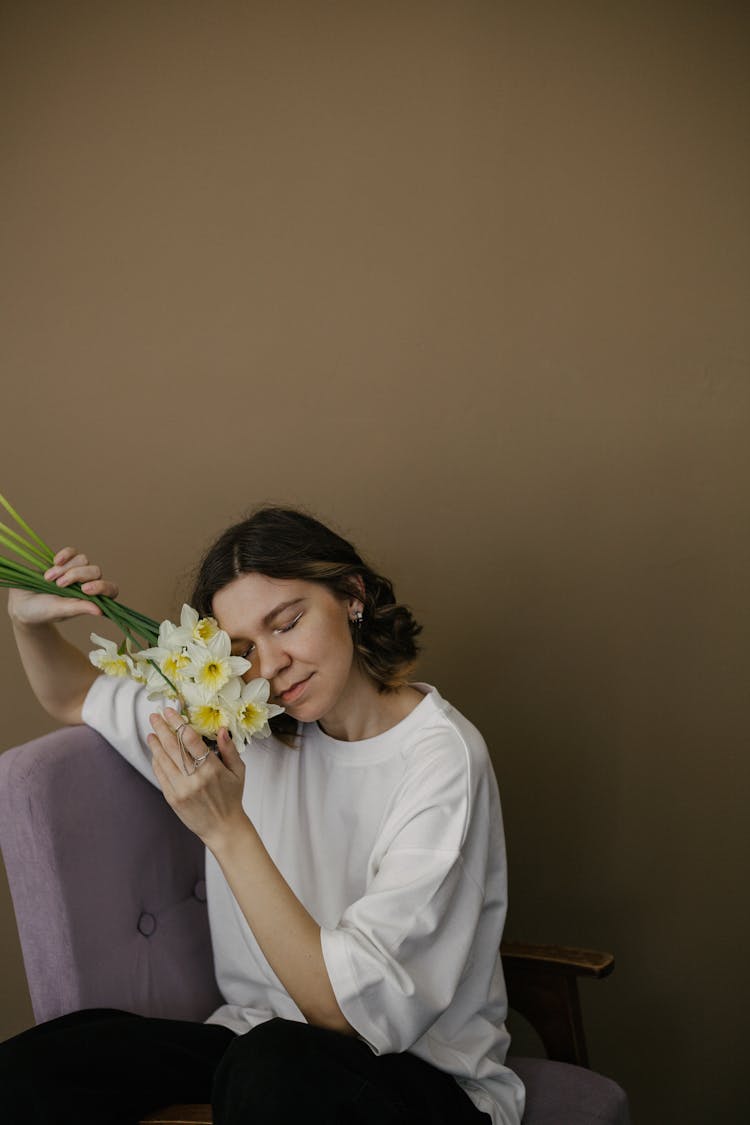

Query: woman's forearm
147 706 356 1036
10 614 97 725
209 817 355 1036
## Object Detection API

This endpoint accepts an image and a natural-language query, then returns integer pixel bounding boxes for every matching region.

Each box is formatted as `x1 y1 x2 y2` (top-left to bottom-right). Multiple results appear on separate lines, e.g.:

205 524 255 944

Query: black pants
0 1008 491 1124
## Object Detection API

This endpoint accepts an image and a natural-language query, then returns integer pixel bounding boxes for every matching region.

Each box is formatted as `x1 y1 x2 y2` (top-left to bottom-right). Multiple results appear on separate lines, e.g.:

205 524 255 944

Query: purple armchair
0 727 629 1125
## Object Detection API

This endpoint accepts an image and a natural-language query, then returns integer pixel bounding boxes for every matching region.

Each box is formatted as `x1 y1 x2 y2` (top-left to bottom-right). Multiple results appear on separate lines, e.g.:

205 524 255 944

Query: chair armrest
501 941 615 1067
501 941 614 978
140 1108 212 1124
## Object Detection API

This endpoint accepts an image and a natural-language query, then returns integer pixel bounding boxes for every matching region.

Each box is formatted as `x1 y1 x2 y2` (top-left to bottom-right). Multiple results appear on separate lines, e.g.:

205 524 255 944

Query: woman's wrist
9 609 55 634
204 809 259 862
7 589 32 624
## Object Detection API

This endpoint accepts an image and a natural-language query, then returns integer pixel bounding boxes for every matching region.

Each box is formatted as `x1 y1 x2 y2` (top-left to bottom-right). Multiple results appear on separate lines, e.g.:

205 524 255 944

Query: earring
351 610 363 628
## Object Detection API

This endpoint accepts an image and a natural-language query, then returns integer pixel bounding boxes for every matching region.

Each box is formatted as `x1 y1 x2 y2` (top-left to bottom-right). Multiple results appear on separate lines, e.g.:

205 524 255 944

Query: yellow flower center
194 617 219 642
197 659 229 692
239 702 264 732
189 704 223 736
163 651 191 680
101 657 130 677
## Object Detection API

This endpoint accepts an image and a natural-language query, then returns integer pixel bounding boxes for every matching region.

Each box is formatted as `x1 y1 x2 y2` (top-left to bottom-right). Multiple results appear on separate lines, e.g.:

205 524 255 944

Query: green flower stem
101 596 159 632
146 658 180 697
0 531 49 570
114 615 151 651
0 554 40 576
0 558 158 647
0 523 51 568
0 561 50 587
0 492 163 660
101 605 156 648
82 592 155 646
0 579 48 590
99 599 159 644
0 542 46 569
0 493 54 561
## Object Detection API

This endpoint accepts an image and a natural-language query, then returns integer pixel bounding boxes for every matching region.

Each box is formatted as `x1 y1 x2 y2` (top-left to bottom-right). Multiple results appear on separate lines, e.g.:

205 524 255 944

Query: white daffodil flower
89 634 135 678
232 678 285 741
157 617 189 647
142 606 217 654
130 660 149 685
124 639 150 685
182 630 251 695
181 680 235 739
145 664 181 701
173 604 221 646
137 638 192 686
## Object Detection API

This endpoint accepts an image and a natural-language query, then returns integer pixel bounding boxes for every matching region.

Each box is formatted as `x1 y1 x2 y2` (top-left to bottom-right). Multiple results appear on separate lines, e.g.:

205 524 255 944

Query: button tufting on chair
137 911 157 937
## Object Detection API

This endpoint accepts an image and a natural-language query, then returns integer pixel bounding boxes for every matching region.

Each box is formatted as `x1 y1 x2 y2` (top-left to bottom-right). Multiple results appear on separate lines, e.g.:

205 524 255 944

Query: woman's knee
214 1017 291 1083
223 1016 325 1064
213 1018 339 1123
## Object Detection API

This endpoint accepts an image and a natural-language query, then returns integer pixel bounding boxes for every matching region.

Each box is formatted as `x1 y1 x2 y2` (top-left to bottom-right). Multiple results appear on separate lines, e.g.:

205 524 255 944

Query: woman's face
212 572 363 723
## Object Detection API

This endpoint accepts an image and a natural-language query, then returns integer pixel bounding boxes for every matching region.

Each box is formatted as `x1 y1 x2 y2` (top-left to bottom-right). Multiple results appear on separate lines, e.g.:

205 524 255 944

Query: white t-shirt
82 675 525 1125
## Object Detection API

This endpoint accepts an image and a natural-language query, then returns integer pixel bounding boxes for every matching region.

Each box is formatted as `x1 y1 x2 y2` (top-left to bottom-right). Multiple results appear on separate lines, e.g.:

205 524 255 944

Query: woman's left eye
275 611 303 635
236 612 304 658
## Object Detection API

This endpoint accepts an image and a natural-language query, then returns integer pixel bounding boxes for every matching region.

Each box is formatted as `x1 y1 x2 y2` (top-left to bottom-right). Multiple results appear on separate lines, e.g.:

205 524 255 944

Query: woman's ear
347 574 366 614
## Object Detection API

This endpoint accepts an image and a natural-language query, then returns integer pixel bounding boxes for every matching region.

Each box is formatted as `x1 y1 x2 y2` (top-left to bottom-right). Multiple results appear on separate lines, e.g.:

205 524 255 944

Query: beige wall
1 3 748 1121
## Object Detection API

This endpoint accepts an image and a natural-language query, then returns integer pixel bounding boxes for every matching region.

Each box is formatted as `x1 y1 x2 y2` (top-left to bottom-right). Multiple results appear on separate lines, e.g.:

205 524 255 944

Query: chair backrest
0 726 222 1024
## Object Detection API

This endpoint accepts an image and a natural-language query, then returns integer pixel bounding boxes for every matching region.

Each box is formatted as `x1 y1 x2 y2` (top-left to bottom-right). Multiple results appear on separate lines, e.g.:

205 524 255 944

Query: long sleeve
81 674 160 788
319 727 503 1056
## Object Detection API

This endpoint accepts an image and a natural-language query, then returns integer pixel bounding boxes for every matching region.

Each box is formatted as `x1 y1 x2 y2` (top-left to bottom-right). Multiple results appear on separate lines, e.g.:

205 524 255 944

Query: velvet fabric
511 1059 629 1125
0 727 222 1024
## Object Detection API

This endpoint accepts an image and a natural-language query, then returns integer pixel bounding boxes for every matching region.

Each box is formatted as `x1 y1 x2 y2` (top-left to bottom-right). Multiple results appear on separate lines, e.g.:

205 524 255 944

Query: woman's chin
285 700 321 724
279 695 311 722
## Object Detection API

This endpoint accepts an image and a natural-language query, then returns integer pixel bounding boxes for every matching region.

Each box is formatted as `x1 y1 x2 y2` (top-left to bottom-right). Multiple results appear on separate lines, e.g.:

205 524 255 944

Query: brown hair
190 505 422 745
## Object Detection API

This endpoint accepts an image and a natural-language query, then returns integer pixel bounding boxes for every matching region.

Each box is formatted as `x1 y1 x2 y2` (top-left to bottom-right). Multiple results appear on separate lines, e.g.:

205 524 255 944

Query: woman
2 505 525 1125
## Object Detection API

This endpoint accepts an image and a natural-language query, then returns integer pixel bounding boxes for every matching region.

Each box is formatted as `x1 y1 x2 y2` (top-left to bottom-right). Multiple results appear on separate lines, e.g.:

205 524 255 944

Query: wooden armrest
500 941 615 1068
140 1106 212 1124
501 941 614 979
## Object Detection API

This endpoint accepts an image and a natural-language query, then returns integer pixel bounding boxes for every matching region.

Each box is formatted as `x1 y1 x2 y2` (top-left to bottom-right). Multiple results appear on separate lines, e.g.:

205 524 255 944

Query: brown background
1 2 748 1122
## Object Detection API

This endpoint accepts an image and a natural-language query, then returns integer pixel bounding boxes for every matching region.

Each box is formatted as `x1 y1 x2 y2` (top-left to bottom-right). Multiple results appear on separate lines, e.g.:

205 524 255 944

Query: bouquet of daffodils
103 604 285 744
0 492 283 746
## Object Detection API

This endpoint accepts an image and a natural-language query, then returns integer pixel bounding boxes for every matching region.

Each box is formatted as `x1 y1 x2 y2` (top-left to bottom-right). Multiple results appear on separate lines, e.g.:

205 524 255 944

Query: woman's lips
279 674 313 704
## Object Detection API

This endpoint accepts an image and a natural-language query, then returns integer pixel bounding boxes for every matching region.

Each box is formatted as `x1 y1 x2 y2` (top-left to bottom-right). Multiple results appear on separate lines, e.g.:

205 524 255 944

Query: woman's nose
254 640 291 684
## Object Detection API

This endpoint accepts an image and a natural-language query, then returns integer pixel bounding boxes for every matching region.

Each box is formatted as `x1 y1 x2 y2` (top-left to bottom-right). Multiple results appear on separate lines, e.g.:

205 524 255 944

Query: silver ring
174 722 214 773
175 724 196 775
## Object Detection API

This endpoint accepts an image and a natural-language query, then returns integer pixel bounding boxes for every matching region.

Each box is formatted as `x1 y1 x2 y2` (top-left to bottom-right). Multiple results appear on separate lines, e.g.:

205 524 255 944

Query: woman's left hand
147 708 247 850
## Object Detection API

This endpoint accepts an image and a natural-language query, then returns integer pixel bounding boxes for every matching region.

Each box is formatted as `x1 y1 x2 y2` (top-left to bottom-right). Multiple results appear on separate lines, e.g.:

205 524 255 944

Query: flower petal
90 632 117 654
180 605 199 629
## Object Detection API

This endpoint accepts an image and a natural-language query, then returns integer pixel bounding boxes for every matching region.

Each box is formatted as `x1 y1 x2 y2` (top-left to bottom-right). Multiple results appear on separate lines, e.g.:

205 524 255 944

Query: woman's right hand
7 547 120 629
